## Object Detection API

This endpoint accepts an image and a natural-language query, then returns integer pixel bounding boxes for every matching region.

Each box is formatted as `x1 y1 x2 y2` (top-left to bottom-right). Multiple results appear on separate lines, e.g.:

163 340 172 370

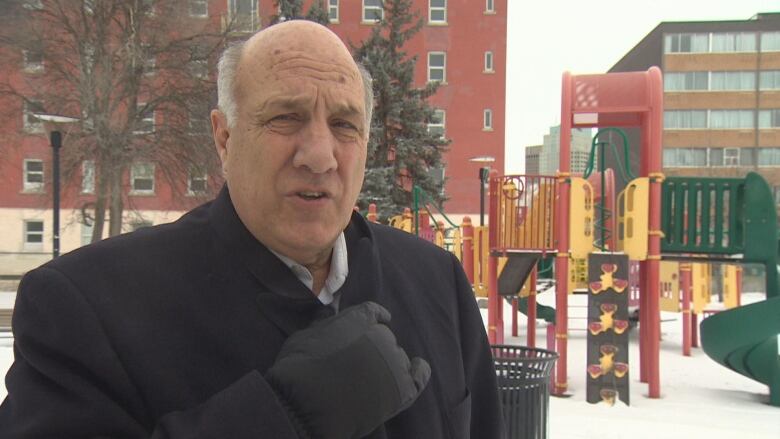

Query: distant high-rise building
539 126 592 175
524 145 541 175
609 12 780 208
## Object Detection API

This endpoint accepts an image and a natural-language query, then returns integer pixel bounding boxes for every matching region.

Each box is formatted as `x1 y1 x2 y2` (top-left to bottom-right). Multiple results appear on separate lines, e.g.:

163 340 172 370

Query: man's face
212 23 368 264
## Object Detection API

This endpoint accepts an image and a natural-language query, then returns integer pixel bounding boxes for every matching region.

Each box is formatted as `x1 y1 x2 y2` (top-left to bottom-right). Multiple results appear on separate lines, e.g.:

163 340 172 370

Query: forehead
240 47 364 112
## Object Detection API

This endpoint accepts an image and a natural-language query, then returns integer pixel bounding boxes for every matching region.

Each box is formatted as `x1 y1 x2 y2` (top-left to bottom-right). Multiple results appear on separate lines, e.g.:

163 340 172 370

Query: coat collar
208 185 383 335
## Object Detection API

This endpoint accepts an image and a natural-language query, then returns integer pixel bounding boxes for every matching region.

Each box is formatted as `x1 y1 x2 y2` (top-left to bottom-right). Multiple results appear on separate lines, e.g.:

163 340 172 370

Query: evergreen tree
272 0 330 25
353 0 449 220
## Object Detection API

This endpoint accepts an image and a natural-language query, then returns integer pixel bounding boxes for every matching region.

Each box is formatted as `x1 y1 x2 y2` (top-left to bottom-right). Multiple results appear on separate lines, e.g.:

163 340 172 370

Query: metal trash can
491 345 558 439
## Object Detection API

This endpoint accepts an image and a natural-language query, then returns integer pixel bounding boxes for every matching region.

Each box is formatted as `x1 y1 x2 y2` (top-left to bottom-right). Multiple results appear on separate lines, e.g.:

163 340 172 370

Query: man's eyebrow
253 95 312 117
330 102 363 119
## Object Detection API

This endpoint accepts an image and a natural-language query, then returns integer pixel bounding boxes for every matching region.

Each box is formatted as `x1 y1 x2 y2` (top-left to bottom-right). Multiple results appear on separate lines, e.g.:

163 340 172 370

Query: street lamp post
50 130 62 258
468 155 496 226
34 114 79 259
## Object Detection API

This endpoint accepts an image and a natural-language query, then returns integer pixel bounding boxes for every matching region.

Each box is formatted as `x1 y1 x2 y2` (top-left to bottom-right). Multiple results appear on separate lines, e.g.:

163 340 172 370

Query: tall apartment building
0 0 507 276
609 12 780 207
539 125 592 175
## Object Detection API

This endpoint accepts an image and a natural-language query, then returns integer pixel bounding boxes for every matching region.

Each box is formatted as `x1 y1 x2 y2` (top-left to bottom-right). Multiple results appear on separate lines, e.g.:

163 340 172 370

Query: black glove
266 301 431 439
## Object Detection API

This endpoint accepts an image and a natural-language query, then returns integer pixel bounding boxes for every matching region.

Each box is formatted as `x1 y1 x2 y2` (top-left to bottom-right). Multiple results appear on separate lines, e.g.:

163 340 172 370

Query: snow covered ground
491 292 780 439
0 290 777 437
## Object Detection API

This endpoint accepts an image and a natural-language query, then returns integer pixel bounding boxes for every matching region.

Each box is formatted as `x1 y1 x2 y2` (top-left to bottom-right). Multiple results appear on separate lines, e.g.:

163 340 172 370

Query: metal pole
51 130 62 258
479 167 488 226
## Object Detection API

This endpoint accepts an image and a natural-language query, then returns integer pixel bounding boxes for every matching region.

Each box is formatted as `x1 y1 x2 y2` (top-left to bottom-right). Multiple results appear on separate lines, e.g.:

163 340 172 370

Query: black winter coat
0 188 503 439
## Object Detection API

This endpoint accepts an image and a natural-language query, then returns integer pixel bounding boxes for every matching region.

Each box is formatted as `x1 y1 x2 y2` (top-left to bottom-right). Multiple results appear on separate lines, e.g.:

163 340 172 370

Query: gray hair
216 40 374 132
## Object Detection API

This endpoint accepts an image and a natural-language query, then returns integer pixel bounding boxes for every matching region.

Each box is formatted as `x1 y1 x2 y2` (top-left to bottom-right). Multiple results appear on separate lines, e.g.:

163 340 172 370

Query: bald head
216 21 373 129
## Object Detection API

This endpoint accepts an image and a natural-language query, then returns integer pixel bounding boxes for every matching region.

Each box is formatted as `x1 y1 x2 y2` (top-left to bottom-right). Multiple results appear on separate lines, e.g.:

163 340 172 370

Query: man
0 21 503 438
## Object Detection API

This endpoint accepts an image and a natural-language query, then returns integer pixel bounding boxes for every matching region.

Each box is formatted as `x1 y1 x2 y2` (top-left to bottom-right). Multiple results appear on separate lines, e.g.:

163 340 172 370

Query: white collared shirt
270 232 348 309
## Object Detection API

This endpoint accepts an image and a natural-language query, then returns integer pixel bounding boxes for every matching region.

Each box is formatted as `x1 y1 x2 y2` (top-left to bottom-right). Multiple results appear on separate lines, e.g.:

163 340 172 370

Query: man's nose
293 118 338 174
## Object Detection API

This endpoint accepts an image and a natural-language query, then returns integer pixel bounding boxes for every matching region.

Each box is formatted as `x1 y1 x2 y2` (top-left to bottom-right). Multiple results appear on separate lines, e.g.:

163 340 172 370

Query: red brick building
0 0 506 275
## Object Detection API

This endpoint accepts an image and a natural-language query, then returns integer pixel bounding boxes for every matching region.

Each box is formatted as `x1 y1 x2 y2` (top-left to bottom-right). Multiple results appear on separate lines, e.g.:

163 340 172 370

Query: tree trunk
108 165 124 236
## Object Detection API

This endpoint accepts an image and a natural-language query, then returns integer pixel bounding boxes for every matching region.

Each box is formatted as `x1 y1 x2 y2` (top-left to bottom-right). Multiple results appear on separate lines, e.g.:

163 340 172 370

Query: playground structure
382 67 780 406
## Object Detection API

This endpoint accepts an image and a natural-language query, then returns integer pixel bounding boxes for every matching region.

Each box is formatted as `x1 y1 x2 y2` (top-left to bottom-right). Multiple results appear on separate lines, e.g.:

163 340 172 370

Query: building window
427 52 446 83
142 0 155 15
188 168 208 195
709 148 723 166
710 110 754 129
759 148 780 166
427 109 445 138
23 48 44 73
740 148 755 166
363 0 383 22
485 0 495 13
662 148 707 167
82 160 95 194
188 110 209 135
23 0 43 10
135 103 154 134
711 71 755 90
761 32 780 51
24 220 44 249
143 46 155 76
760 71 780 90
663 110 707 129
130 162 155 194
723 148 740 166
81 223 94 246
774 186 780 205
23 159 44 192
23 100 45 133
429 0 446 24
328 0 338 22
483 109 493 130
711 32 756 52
189 0 208 17
759 110 780 129
664 71 708 91
228 0 259 33
189 59 208 78
484 51 494 72
664 33 708 54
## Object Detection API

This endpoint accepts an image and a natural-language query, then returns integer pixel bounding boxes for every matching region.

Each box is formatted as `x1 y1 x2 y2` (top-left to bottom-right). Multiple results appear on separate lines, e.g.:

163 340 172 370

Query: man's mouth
297 191 326 200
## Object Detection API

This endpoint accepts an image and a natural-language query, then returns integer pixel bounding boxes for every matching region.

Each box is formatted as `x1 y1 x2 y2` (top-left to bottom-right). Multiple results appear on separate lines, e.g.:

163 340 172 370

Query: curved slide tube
700 296 780 406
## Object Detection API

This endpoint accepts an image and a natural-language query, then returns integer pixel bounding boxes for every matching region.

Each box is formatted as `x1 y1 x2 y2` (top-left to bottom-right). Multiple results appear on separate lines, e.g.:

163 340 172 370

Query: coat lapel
208 186 329 336
338 212 384 310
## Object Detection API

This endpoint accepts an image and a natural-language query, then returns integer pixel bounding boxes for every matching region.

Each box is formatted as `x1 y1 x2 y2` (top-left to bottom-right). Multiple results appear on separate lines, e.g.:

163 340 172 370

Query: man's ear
211 109 230 176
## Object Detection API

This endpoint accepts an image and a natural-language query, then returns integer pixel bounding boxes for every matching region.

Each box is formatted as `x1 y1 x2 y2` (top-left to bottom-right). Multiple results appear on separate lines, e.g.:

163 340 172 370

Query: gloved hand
266 301 431 439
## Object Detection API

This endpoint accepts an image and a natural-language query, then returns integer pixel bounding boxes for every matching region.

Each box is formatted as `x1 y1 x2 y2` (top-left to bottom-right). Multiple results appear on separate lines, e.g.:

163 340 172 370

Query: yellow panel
615 189 626 252
568 257 588 294
659 261 680 312
723 265 740 309
622 178 649 261
569 177 594 259
692 263 711 314
472 227 489 297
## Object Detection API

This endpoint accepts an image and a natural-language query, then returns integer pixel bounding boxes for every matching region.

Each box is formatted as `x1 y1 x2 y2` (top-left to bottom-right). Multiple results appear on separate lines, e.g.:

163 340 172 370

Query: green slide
700 295 780 406
516 296 556 324
497 254 556 324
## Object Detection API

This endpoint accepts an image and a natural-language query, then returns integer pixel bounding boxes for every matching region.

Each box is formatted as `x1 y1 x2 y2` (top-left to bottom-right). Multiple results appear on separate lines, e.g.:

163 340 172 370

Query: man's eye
271 114 299 122
332 120 357 130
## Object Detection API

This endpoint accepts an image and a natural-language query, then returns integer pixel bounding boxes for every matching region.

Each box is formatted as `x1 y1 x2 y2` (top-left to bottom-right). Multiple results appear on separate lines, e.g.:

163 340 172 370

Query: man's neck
305 257 332 294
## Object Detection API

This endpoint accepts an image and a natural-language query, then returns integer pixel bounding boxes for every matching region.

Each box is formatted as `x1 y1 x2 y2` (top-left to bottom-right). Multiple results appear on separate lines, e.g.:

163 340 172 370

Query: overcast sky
504 0 779 174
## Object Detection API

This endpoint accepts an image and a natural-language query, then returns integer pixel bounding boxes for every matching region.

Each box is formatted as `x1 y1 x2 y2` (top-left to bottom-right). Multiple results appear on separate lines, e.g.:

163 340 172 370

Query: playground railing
490 175 557 254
